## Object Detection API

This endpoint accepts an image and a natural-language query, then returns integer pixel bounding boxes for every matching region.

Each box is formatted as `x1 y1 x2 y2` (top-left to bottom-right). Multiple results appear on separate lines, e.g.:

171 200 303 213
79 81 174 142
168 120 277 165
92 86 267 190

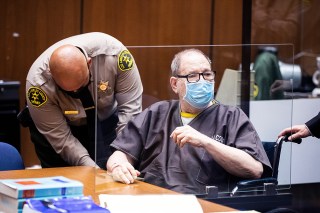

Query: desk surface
0 166 235 213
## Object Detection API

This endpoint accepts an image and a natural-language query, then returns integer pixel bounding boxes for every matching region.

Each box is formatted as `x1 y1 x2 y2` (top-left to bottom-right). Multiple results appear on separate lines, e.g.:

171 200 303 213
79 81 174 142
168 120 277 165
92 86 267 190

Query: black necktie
78 86 96 160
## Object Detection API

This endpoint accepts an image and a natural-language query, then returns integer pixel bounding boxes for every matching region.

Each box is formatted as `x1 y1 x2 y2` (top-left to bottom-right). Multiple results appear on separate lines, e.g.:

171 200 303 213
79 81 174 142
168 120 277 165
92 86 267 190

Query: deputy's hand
170 125 209 148
110 162 141 184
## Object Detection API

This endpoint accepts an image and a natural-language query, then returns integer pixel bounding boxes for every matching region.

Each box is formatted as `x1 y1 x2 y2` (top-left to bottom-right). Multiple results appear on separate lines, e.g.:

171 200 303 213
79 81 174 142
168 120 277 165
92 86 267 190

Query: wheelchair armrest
231 177 278 196
236 177 278 188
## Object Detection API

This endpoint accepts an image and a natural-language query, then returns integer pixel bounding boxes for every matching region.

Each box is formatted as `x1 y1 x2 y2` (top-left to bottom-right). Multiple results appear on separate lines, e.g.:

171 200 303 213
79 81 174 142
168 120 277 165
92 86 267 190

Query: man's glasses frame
176 71 216 83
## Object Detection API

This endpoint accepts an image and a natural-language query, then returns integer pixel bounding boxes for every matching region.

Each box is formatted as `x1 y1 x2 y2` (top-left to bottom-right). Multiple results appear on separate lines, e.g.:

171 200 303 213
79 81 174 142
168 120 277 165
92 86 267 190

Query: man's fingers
135 170 141 176
124 169 135 183
112 164 137 184
128 166 139 179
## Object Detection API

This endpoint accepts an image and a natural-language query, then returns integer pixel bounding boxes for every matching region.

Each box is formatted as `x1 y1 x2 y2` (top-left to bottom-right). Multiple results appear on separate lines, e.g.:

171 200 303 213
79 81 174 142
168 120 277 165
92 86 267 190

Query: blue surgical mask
183 79 214 109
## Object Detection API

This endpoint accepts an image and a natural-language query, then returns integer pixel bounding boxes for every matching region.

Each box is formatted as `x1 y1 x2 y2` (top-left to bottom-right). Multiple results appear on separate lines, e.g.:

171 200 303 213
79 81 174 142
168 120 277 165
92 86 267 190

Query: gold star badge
98 81 110 93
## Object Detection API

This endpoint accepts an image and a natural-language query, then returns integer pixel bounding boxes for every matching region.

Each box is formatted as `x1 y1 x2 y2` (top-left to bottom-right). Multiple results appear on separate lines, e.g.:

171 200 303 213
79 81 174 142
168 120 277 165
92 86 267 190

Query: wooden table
0 166 236 212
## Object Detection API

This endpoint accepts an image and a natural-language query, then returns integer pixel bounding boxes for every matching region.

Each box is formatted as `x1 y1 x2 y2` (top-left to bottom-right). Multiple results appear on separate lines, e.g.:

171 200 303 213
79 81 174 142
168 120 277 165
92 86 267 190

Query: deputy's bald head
49 45 89 91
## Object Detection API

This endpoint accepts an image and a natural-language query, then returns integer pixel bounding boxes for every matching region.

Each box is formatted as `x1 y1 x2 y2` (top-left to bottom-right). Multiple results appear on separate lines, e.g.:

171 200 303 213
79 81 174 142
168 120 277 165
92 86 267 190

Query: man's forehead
180 53 211 71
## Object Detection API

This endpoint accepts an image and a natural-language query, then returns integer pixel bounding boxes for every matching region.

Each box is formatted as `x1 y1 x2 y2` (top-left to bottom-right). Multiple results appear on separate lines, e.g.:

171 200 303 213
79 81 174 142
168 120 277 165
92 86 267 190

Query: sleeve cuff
304 124 313 137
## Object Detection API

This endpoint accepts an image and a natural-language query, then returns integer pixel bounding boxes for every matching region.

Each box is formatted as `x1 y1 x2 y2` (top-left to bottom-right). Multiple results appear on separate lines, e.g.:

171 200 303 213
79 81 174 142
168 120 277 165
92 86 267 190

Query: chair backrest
262 137 284 179
0 142 25 171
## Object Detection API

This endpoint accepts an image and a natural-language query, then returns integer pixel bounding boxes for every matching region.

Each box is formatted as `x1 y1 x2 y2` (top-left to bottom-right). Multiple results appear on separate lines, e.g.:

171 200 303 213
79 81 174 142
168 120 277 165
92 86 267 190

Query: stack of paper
99 194 203 213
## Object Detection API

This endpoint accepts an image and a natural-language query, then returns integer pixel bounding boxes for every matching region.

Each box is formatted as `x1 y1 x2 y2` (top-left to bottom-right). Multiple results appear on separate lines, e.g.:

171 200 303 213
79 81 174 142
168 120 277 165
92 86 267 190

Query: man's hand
270 80 291 94
109 162 141 184
170 125 209 148
278 124 311 141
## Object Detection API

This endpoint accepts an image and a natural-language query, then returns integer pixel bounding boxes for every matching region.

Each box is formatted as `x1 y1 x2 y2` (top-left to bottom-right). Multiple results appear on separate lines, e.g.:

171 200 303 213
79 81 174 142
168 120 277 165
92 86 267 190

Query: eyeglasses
176 71 216 83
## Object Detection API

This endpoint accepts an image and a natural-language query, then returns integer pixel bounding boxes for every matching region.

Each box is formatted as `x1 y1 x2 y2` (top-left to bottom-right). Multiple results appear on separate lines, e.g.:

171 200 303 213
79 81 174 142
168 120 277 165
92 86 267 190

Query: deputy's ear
87 57 92 66
170 77 178 94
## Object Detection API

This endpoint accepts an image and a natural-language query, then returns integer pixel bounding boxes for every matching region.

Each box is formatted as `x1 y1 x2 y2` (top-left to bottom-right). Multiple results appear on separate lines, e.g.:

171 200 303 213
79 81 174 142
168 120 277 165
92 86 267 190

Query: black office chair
0 142 25 171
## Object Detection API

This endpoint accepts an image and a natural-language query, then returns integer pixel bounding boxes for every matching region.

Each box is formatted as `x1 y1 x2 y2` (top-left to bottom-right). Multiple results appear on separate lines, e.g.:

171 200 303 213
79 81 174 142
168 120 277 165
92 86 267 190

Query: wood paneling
1 0 81 166
251 0 301 63
212 0 243 87
83 0 212 46
298 0 320 76
83 0 213 100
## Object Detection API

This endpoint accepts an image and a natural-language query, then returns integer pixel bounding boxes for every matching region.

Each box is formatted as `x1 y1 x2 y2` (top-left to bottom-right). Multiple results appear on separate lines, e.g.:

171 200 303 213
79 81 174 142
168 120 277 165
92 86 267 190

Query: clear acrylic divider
93 44 294 198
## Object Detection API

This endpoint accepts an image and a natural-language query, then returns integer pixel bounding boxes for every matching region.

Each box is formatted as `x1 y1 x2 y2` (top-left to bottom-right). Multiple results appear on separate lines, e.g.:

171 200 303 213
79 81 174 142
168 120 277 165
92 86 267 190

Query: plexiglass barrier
92 44 295 198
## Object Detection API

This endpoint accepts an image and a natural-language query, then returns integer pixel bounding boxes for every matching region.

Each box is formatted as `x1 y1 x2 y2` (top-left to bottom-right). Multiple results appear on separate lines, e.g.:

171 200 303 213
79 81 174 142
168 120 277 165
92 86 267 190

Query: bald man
24 32 143 169
49 45 91 92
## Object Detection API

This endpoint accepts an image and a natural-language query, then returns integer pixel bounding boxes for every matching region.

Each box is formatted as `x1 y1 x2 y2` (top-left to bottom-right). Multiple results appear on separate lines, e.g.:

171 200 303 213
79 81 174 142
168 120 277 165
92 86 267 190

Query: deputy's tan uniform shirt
26 32 143 167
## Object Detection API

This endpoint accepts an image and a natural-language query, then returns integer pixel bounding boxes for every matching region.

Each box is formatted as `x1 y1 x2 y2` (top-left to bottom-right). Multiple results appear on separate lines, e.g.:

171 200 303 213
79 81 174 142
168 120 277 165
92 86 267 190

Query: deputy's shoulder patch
118 50 134 71
27 87 48 107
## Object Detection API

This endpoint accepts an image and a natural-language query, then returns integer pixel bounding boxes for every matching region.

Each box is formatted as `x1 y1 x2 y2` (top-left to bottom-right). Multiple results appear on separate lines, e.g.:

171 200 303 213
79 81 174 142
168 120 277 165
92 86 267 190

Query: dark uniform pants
27 112 118 169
